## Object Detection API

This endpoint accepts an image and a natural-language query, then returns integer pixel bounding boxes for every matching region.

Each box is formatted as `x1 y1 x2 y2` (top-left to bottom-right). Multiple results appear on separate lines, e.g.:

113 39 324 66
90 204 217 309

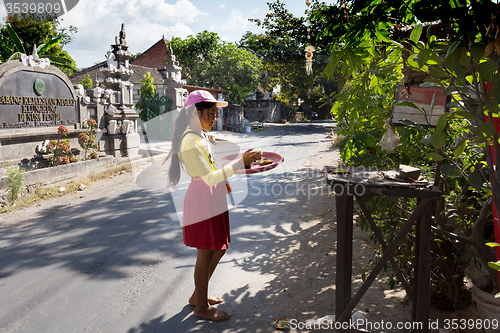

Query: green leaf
445 46 461 71
375 28 392 43
454 140 466 159
470 43 485 62
488 261 500 271
443 85 470 97
476 122 496 141
446 41 461 59
393 100 421 109
457 44 471 66
6 25 26 54
446 101 460 108
436 113 448 132
431 130 446 149
484 97 500 114
427 152 444 161
455 64 467 80
430 91 437 114
468 173 484 191
428 66 448 78
38 37 62 54
476 61 499 83
7 52 21 61
417 49 441 65
490 79 500 102
395 119 425 130
422 134 432 145
448 111 476 120
486 242 500 247
441 164 462 177
410 24 423 44
445 46 468 78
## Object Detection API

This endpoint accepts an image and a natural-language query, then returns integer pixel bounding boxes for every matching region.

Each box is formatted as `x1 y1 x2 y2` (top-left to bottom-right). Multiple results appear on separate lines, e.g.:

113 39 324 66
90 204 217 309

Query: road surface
0 121 352 333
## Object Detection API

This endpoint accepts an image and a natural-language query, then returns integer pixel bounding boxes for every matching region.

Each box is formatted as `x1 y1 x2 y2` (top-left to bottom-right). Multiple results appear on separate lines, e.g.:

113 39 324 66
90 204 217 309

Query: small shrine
79 24 140 157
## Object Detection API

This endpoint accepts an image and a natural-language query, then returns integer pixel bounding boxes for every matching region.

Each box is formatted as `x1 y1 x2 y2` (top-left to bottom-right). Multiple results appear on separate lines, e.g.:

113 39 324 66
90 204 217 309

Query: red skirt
183 178 230 250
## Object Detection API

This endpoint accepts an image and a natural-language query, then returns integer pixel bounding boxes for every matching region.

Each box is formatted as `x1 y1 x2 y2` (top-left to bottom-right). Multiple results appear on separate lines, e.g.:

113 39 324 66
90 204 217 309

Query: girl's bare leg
189 249 226 306
192 249 230 321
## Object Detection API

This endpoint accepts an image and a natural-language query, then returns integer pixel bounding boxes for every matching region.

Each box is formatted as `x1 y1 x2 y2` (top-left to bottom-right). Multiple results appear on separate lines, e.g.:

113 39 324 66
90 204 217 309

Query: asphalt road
0 121 336 333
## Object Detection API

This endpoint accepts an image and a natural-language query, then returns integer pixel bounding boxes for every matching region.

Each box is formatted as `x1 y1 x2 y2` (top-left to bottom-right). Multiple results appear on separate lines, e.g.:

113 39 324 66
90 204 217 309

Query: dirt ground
0 130 482 333
269 141 482 333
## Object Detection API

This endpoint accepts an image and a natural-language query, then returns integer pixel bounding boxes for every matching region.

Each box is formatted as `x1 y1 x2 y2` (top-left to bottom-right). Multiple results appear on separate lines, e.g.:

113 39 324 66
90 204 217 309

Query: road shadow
0 186 188 280
126 162 412 332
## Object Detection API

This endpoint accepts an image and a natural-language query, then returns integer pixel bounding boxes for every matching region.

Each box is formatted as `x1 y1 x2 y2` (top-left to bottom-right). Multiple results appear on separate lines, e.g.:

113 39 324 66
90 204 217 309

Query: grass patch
0 163 132 213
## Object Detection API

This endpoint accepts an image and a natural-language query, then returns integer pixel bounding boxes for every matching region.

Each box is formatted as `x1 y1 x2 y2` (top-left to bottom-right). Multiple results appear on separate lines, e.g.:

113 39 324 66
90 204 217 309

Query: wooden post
335 191 353 323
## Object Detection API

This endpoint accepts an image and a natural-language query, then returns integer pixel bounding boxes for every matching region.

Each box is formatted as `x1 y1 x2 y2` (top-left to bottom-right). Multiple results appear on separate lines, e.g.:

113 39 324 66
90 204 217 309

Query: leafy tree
129 52 142 62
312 0 500 307
169 31 262 104
80 74 93 90
0 13 77 74
240 1 333 106
135 72 157 122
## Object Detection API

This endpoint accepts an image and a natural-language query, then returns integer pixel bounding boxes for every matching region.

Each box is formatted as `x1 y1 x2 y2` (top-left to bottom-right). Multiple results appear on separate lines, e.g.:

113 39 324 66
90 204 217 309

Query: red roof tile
130 37 169 70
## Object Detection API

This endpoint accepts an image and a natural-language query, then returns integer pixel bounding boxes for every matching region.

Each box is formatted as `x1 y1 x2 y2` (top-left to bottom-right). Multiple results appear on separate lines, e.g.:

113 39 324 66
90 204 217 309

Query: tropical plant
0 13 77 73
233 84 254 106
240 1 333 106
46 125 74 166
5 166 24 204
135 72 157 122
486 242 500 298
129 52 142 62
170 31 262 104
80 74 93 90
407 29 500 294
79 119 98 160
315 0 500 308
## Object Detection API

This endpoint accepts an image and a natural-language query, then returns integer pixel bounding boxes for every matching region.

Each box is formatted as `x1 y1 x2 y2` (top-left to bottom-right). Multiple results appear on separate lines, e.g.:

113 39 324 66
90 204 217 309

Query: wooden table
325 167 441 332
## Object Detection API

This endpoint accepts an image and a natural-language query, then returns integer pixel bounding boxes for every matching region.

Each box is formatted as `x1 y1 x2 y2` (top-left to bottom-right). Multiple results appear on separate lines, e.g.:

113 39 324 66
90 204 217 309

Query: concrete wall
0 61 83 165
243 99 281 122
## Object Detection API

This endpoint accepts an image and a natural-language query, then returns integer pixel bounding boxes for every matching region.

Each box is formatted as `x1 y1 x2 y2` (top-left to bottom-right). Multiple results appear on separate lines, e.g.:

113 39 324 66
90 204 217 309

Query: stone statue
19 44 51 69
106 51 118 70
119 24 127 46
74 84 85 97
105 104 119 115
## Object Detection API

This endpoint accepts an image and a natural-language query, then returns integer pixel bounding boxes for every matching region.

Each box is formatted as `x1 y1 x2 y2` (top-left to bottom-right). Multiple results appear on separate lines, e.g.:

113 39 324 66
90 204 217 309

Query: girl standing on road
166 90 260 322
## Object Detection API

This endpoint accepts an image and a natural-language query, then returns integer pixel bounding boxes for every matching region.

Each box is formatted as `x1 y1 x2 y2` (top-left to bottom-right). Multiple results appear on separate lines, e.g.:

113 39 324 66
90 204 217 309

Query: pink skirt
183 178 230 250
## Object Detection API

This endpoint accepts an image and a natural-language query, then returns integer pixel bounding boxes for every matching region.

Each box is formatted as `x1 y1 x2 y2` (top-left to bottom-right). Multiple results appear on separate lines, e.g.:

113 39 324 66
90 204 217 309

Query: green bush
5 166 24 204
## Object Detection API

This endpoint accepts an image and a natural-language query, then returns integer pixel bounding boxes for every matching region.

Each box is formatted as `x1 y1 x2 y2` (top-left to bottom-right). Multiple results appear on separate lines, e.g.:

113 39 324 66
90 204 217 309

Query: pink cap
185 90 228 108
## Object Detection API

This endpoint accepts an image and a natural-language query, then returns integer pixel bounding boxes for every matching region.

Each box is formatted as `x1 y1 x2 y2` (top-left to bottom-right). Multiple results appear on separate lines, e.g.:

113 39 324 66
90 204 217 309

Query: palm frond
6 25 26 54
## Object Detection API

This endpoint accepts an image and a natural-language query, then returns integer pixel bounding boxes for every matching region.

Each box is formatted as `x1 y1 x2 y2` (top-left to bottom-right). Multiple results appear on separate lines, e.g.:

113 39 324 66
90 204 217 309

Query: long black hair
166 101 216 186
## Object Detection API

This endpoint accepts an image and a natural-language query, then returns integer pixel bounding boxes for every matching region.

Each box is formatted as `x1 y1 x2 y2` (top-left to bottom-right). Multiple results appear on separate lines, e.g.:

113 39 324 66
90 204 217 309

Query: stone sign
0 64 78 129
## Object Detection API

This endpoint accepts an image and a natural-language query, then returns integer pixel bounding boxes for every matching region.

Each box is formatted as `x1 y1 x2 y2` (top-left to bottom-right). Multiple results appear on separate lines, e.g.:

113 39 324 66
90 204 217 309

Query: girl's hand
242 149 262 166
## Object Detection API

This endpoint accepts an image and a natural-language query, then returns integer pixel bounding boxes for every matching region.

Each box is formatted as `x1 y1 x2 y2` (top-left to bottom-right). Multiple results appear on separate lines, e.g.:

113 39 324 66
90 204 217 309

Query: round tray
221 152 284 174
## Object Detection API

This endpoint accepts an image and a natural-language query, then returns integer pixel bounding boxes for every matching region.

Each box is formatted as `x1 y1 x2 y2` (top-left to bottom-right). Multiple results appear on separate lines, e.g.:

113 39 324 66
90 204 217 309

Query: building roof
130 37 169 70
69 62 164 87
183 85 228 94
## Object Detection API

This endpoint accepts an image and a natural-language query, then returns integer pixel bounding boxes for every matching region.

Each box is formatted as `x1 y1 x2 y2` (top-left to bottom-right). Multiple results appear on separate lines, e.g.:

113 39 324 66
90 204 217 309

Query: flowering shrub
58 125 69 137
46 140 57 151
45 126 75 167
47 151 71 166
86 119 97 128
79 119 98 160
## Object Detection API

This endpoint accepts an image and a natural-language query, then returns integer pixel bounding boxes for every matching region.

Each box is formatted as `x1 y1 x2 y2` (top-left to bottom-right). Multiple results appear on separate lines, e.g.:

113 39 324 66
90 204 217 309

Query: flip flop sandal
275 318 291 331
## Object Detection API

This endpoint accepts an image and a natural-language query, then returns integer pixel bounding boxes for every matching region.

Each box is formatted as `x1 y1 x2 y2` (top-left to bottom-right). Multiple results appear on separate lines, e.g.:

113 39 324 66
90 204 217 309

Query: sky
0 0 309 69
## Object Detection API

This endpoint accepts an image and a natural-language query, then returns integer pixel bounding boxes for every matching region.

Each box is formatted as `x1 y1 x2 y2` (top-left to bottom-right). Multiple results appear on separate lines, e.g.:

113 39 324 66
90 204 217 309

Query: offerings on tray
252 148 273 165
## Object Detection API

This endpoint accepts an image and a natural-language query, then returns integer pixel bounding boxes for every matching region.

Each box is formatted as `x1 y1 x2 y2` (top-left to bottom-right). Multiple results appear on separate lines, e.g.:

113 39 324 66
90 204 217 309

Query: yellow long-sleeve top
179 130 243 186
